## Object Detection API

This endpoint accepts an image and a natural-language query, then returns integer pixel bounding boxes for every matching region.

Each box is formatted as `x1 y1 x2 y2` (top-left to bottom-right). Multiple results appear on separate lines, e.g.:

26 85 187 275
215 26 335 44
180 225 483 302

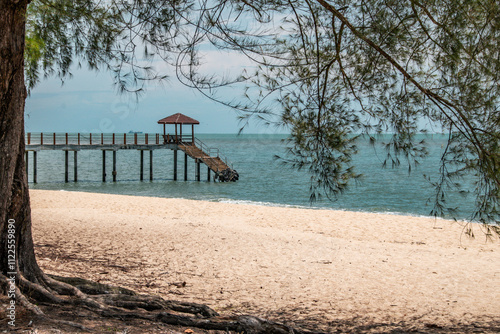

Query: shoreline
30 187 473 223
29 189 499 331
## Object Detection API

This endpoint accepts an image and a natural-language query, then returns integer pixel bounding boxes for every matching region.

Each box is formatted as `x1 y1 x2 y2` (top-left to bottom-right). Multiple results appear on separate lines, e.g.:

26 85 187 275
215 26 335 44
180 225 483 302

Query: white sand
30 190 499 330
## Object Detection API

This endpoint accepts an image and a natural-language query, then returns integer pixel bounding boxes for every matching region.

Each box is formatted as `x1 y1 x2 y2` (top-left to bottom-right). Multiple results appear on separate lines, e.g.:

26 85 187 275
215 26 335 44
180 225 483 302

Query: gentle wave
215 198 454 220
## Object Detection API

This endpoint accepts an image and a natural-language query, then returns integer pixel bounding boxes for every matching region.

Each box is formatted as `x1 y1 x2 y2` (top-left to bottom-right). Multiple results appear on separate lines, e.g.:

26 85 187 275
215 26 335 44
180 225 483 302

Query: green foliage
25 0 120 91
24 0 192 94
182 0 500 229
25 20 45 90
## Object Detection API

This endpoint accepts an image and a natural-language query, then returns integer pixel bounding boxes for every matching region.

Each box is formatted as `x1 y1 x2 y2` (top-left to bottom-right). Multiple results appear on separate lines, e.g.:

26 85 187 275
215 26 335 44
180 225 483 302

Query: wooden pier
24 114 239 183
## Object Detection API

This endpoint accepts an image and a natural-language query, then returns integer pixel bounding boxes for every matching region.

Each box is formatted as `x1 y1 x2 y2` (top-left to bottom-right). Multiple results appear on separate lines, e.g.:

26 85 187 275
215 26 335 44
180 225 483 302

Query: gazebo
157 113 200 144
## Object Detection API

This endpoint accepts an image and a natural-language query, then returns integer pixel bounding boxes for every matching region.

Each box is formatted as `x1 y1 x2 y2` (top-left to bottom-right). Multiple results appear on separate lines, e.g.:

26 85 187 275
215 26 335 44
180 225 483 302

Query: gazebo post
163 124 166 143
158 113 200 146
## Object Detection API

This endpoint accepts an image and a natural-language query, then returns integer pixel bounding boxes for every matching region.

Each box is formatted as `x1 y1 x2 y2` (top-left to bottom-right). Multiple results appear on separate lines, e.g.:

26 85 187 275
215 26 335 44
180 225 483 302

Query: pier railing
26 132 166 146
24 132 237 183
25 132 233 168
24 132 210 146
193 137 234 170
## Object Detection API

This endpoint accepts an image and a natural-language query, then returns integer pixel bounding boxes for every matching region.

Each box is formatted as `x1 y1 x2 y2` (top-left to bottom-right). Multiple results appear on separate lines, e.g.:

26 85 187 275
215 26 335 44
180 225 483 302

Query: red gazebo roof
157 113 200 125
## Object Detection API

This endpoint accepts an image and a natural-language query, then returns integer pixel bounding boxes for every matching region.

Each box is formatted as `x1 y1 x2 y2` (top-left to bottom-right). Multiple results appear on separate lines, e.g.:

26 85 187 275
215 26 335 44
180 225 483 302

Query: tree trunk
0 0 43 286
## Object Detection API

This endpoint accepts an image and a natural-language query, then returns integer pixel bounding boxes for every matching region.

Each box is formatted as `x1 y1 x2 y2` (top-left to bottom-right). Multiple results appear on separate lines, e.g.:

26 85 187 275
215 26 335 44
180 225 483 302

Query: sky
24 50 285 135
24 63 440 136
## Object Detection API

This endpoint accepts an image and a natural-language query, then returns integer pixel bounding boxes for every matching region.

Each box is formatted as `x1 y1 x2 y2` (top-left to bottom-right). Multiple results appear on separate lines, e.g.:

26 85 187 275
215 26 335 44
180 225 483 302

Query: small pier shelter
158 112 199 144
158 113 238 180
24 113 238 183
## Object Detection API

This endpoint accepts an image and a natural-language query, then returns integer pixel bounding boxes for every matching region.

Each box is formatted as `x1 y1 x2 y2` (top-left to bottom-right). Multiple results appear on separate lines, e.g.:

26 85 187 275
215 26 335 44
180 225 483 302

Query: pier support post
196 159 201 181
140 150 144 181
149 150 153 181
65 150 69 183
33 151 37 183
74 151 78 182
25 151 28 182
102 150 106 182
207 167 211 182
173 149 178 181
112 150 117 182
184 152 188 181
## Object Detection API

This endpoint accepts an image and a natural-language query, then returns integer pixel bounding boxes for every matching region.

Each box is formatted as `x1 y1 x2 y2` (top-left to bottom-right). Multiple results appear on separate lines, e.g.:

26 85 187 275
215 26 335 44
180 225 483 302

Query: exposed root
47 274 136 296
93 293 219 318
15 274 320 334
18 274 67 304
48 274 218 318
9 273 500 333
15 283 44 316
1 275 91 332
47 318 92 332
155 313 312 333
42 274 106 309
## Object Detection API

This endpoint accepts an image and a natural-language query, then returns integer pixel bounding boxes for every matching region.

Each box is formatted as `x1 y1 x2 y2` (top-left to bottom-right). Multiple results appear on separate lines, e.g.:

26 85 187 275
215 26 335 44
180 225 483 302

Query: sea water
27 133 476 220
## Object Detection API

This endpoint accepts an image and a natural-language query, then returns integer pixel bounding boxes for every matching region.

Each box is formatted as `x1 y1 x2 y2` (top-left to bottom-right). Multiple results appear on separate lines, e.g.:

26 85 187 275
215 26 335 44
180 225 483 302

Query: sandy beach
29 189 499 332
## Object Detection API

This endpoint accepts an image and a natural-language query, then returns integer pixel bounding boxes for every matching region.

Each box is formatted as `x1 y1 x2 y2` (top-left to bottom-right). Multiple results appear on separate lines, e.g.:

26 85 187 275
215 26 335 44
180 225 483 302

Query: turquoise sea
27 133 475 220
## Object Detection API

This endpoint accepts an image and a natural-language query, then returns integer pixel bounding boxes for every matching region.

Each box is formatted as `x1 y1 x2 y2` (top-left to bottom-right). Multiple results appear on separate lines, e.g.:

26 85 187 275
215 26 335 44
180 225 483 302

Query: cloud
25 47 286 134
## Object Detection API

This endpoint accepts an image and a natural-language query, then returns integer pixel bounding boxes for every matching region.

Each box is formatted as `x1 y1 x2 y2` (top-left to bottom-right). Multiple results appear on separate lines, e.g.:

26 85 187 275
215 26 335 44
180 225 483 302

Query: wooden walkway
24 133 238 183
179 140 239 182
180 145 227 171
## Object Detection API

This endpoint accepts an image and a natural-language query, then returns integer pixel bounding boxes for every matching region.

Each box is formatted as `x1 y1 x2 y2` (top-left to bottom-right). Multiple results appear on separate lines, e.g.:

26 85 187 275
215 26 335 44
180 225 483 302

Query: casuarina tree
1 0 499 331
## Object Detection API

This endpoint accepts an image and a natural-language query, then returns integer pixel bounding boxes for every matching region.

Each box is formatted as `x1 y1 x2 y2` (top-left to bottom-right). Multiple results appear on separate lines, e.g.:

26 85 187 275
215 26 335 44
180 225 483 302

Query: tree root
14 274 322 334
47 274 136 296
1 273 43 316
1 274 93 332
42 273 106 309
155 313 311 334
18 273 67 304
